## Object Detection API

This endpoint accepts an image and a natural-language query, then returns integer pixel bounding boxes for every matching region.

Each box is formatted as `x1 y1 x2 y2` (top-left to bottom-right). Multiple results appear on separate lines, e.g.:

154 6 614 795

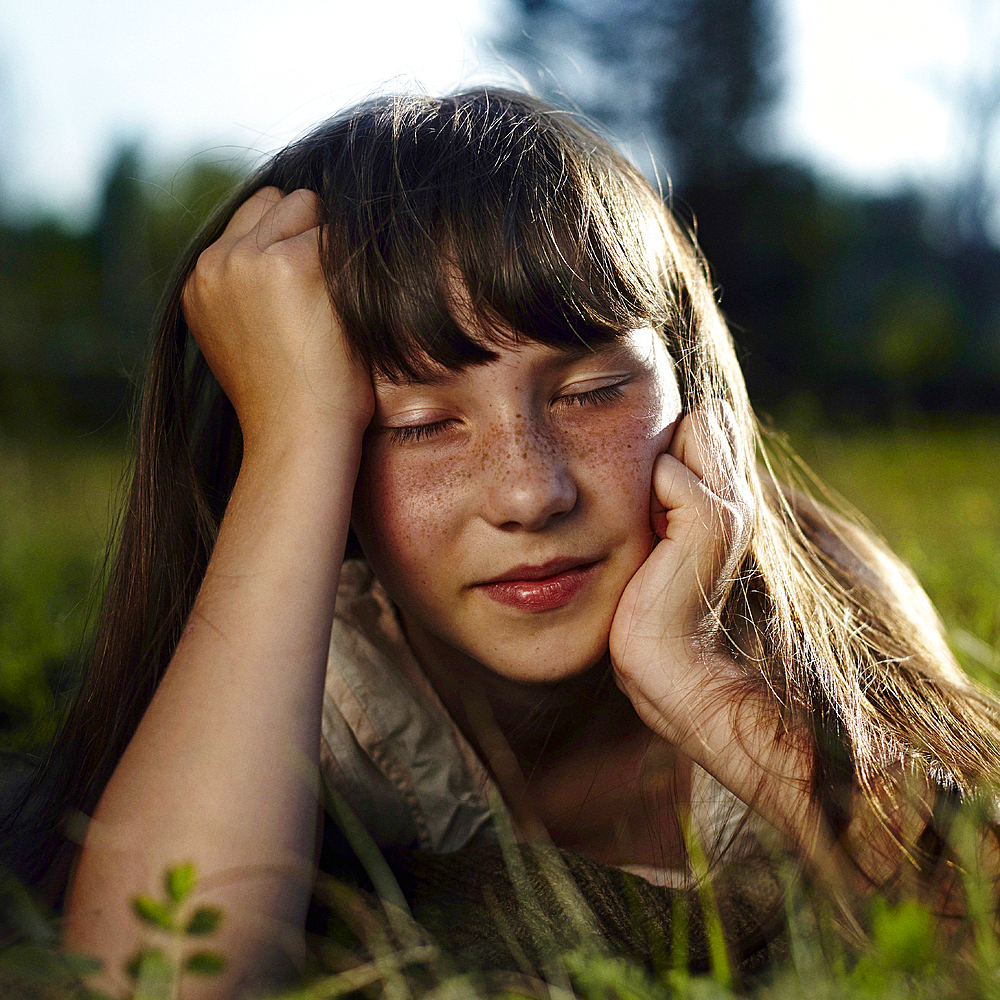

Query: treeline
0 150 243 434
2 0 999 433
502 0 1000 423
680 165 1000 421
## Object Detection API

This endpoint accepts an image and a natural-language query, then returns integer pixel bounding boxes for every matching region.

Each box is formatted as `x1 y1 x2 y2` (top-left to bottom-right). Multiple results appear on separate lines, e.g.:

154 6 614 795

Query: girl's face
351 323 682 685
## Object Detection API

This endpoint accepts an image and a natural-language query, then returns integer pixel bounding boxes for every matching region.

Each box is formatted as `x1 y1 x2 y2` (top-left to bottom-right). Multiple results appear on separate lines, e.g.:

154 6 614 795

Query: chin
483 643 612 688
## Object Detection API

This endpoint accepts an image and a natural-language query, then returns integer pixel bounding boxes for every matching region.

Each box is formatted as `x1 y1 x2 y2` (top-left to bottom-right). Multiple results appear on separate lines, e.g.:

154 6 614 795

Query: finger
661 405 755 585
180 187 288 332
220 186 286 245
271 224 327 285
668 404 745 506
649 451 713 540
250 188 322 252
667 407 725 481
648 447 746 615
652 410 750 550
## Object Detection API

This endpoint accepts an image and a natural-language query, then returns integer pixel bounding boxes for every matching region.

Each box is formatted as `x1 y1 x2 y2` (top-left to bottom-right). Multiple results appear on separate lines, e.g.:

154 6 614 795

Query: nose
480 411 577 531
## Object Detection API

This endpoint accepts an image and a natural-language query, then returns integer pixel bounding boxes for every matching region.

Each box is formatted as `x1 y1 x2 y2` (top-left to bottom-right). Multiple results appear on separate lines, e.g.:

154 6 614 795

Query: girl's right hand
67 189 374 995
181 187 374 450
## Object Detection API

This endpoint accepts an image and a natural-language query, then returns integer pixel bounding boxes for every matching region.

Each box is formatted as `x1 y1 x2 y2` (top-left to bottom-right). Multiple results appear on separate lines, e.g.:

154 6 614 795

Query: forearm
648 650 819 849
668 651 939 896
63 423 363 994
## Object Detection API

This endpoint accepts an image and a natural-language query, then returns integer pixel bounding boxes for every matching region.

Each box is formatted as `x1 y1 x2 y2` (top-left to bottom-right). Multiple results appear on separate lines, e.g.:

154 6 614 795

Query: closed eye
386 420 456 445
558 383 628 407
386 382 628 443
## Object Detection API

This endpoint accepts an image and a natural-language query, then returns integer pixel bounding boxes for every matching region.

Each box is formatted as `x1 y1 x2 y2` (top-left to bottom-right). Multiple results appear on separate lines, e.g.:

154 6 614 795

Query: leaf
165 861 197 903
868 897 936 975
185 950 226 976
132 895 175 932
185 906 223 936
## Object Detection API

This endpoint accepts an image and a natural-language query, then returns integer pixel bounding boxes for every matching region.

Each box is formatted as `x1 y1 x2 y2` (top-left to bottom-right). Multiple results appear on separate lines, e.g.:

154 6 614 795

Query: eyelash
558 383 627 407
386 382 627 445
387 422 454 445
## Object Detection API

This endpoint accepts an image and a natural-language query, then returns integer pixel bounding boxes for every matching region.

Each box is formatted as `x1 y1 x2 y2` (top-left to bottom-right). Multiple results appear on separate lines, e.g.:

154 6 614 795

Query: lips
474 558 601 613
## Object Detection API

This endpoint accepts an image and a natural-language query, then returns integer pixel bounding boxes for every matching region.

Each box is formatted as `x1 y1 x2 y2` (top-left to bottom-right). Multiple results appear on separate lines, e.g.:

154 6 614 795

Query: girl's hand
609 404 754 757
182 187 374 450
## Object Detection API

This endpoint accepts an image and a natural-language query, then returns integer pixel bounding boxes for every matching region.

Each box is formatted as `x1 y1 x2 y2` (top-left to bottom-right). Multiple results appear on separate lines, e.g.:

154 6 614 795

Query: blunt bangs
262 89 678 381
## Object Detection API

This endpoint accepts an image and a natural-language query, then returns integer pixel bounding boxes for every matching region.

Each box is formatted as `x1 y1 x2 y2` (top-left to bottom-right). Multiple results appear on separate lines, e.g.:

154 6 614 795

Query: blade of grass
683 816 732 990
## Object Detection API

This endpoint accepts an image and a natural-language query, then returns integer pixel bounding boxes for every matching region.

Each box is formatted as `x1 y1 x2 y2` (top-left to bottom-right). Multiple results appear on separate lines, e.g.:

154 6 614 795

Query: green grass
0 432 126 745
787 419 1000 687
0 422 999 997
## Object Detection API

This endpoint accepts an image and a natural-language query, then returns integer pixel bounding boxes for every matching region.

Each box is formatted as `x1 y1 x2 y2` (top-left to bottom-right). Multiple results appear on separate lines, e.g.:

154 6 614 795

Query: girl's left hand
609 404 755 757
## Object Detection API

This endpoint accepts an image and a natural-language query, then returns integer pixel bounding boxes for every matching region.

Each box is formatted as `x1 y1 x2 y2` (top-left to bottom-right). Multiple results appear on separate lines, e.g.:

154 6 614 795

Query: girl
9 88 1000 994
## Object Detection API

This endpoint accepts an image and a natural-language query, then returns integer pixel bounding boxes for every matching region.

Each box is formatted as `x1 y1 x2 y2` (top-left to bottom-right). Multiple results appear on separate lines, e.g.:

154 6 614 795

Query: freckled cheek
353 449 469 576
565 411 671 498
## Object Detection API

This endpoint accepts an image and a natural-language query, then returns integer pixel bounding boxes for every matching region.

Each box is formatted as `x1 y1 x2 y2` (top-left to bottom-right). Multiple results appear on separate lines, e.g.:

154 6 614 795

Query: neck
403 615 689 868
402 615 642 781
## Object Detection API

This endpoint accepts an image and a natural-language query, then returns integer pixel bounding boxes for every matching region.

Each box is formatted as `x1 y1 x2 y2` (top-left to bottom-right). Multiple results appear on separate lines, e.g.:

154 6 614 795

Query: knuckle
192 242 224 285
251 186 285 210
290 187 319 208
181 253 214 320
255 247 300 285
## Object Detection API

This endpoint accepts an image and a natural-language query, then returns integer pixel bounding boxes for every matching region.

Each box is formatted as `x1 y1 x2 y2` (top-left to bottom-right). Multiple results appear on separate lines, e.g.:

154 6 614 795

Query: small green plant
126 862 225 999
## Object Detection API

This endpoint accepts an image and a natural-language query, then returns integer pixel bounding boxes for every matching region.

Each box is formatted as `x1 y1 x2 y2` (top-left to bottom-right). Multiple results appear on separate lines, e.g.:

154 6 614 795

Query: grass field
0 431 127 744
787 420 1000 686
0 421 999 996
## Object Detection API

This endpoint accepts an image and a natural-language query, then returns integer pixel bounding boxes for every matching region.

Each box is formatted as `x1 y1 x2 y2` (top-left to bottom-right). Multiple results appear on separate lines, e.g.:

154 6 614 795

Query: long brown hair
11 88 1000 901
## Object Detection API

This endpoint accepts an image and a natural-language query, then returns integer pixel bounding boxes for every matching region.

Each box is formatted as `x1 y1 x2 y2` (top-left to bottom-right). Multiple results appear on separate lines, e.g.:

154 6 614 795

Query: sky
0 0 997 228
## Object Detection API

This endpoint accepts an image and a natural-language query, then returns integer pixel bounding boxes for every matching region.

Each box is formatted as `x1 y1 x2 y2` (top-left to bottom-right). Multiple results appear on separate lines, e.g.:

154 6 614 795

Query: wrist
649 653 817 839
618 642 741 756
239 405 370 470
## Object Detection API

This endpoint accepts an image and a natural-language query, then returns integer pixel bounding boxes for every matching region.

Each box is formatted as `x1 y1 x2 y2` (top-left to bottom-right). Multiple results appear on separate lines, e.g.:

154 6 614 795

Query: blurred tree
502 0 780 183
94 143 154 380
0 218 102 429
501 0 1000 419
0 152 244 434
653 0 780 186
500 0 673 168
